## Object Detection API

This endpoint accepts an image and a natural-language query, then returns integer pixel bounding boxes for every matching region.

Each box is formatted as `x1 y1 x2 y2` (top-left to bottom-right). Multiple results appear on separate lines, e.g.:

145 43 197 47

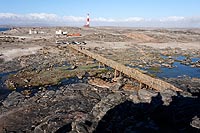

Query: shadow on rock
55 122 72 133
94 93 200 133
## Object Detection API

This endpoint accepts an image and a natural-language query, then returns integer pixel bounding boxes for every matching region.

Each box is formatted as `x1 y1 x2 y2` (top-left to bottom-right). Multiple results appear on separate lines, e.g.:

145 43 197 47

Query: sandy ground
85 41 200 50
85 41 132 49
139 42 200 50
1 27 200 62
0 46 42 61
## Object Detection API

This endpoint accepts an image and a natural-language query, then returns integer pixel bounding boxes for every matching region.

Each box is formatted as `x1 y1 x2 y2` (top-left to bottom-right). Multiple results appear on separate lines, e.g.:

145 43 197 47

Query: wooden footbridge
68 44 182 92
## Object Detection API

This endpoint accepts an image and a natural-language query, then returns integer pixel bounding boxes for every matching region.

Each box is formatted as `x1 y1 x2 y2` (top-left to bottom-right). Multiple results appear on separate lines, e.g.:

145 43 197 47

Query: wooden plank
68 45 182 92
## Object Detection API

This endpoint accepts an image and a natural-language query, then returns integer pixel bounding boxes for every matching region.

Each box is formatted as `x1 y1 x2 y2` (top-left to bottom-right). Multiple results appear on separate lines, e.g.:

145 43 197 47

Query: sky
0 0 200 27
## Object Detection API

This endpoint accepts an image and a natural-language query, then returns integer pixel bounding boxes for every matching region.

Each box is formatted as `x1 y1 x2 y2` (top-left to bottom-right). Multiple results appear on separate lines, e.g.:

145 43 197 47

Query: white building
56 30 62 35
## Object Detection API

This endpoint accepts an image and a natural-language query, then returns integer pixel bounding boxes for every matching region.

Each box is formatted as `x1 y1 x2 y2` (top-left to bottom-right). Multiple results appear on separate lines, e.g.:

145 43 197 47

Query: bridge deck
68 45 182 92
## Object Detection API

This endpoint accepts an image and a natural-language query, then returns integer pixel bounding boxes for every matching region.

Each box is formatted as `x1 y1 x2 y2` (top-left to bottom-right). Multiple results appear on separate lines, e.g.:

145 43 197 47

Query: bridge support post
114 69 117 81
139 82 142 89
119 71 122 77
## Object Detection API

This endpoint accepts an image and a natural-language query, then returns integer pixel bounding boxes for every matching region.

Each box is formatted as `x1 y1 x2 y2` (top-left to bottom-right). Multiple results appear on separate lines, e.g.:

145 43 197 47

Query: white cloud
0 13 200 28
63 16 85 22
91 17 144 23
28 13 58 21
160 16 185 22
93 17 116 22
124 17 145 22
0 13 19 18
0 13 59 21
0 13 60 26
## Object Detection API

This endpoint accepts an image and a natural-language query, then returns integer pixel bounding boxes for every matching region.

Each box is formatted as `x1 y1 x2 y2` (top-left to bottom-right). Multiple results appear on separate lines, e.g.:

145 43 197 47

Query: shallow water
0 27 10 32
175 56 185 61
148 56 200 78
0 71 18 89
0 63 87 98
0 71 18 100
157 62 200 78
192 58 200 62
14 76 88 97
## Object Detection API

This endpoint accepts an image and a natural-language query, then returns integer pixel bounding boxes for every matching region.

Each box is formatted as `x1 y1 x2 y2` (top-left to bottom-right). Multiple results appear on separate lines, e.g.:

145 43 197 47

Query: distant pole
84 13 90 27
87 13 90 26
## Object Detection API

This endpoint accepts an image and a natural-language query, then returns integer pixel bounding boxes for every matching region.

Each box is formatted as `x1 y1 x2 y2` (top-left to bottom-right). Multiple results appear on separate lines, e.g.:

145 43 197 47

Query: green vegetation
6 64 108 89
146 73 157 78
0 58 4 64
77 64 98 69
149 67 161 72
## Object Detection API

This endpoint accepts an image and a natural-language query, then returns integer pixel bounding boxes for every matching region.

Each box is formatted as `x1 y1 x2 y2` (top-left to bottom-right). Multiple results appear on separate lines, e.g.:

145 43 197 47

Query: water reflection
150 56 200 78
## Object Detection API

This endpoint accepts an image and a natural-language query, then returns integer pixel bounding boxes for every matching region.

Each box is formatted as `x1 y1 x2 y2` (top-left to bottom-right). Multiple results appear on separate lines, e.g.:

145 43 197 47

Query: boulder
110 82 123 91
138 89 158 103
160 89 177 105
2 91 25 108
191 116 200 129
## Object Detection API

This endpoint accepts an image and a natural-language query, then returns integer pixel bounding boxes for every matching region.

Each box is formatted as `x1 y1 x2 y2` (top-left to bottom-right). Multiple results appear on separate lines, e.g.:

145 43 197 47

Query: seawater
149 56 200 78
157 62 200 78
0 27 10 32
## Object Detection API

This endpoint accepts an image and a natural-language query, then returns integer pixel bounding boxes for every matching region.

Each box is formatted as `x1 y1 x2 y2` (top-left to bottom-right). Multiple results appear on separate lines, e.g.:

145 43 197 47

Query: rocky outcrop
0 83 112 132
0 79 200 133
2 91 25 107
69 87 200 133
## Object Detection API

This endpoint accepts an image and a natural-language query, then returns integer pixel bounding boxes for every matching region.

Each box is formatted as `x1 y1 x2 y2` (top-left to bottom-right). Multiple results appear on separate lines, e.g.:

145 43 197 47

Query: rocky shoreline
1 57 200 132
0 27 200 132
0 81 199 132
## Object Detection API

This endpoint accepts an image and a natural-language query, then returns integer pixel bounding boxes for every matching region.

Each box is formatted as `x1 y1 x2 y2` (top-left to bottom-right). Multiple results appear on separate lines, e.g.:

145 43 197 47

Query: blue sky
1 0 199 18
0 0 200 27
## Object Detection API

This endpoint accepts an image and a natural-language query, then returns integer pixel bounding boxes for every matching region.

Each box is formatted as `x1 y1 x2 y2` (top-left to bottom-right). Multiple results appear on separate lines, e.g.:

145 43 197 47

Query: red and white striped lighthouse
84 13 90 27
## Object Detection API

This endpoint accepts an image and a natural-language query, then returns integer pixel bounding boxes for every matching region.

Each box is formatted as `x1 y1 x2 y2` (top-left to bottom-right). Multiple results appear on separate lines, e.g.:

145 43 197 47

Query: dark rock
2 91 25 107
189 87 200 95
110 83 123 91
129 93 140 103
55 89 63 96
160 89 177 105
77 72 85 79
138 89 158 103
72 122 88 133
191 116 200 129
55 122 72 133
46 90 55 98
71 65 77 70
23 79 29 83
85 91 101 100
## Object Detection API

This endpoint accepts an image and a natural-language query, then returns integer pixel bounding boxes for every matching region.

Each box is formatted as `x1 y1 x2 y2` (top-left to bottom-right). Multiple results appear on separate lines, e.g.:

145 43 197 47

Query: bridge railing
68 45 182 92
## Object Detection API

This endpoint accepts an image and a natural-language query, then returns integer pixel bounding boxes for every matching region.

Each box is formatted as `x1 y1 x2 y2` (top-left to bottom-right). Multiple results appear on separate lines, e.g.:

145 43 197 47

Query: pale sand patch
139 42 200 50
1 46 42 61
124 33 156 42
85 41 132 49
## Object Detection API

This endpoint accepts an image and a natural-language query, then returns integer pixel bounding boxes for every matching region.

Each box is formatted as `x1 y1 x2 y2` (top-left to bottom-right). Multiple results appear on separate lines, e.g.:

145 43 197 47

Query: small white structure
62 31 68 35
39 31 45 34
33 31 38 34
29 29 32 34
29 29 42 34
56 30 62 35
55 30 68 35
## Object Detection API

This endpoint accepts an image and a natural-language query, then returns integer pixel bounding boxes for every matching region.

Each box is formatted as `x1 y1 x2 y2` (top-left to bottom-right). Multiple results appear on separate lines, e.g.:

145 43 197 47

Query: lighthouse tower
84 13 90 27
